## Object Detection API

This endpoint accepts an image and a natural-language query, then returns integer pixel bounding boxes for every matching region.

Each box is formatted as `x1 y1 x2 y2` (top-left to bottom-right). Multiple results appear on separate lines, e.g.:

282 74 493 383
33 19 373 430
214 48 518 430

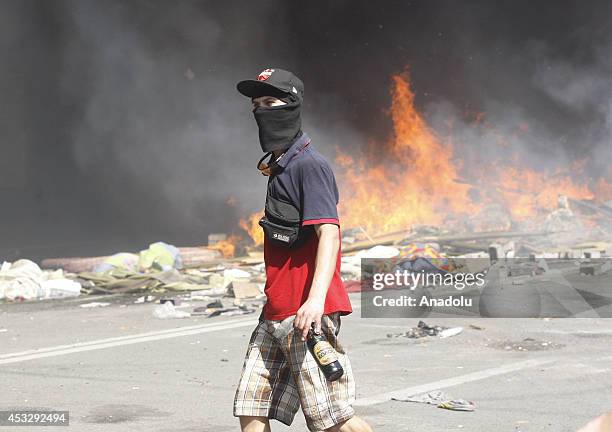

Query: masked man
233 69 373 432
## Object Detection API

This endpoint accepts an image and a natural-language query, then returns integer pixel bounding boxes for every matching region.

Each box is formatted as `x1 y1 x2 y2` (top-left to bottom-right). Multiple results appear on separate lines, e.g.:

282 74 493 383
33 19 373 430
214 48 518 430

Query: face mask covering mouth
253 98 302 153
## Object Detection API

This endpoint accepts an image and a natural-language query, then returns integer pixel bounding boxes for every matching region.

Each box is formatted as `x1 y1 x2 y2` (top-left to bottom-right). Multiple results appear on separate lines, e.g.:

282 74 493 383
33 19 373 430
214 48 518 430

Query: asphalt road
1 293 611 432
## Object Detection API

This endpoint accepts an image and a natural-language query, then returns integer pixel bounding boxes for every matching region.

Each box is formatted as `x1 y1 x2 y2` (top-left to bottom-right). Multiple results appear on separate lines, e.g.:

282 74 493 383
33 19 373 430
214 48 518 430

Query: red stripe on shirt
302 218 339 226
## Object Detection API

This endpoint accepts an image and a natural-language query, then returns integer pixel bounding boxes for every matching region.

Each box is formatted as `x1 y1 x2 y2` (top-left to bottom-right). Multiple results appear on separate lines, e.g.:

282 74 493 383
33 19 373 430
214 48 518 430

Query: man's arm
294 223 340 341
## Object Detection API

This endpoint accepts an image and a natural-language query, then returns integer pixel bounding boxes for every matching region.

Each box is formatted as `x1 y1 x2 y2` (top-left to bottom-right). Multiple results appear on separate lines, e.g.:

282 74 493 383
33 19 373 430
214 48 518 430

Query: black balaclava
253 95 302 153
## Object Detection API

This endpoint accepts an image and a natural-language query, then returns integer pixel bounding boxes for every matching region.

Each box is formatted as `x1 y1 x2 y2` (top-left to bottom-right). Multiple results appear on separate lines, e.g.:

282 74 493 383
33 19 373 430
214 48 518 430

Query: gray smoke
532 44 612 176
2 0 612 261
419 6 612 185
61 1 290 242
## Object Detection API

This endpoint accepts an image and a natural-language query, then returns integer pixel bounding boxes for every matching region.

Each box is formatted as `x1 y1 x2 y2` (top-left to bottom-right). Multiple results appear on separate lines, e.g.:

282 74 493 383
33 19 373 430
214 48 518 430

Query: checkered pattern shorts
233 313 356 431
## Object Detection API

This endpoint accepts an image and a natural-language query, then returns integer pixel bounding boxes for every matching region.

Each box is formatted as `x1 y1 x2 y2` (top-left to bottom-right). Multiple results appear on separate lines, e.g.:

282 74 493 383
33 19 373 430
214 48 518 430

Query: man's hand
294 296 325 341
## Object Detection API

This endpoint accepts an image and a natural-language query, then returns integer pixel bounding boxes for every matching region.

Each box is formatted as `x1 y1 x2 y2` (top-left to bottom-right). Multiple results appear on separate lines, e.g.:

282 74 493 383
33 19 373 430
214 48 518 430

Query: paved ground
1 293 611 432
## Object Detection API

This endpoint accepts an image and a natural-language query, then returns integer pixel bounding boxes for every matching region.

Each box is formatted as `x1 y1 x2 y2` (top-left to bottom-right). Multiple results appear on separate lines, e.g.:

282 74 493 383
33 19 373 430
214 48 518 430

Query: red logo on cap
257 69 274 81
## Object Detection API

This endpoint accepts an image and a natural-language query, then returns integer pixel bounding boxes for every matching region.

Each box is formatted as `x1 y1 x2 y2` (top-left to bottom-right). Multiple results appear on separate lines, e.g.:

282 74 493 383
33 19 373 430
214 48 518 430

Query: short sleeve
300 158 340 226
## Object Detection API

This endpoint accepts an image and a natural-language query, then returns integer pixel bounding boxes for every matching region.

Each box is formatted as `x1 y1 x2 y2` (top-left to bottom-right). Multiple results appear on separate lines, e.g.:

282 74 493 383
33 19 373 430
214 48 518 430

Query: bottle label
313 341 338 366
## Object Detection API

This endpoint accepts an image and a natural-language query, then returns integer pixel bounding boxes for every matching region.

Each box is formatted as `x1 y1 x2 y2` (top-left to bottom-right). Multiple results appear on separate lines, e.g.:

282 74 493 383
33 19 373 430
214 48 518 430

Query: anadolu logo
257 69 274 81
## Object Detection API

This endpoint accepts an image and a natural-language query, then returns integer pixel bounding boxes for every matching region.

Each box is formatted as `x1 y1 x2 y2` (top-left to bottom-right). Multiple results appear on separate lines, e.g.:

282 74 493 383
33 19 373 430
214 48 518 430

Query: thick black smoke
1 0 611 261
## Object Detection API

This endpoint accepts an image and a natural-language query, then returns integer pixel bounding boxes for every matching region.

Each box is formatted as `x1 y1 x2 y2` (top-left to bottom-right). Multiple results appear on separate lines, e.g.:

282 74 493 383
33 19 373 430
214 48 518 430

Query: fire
335 71 611 234
238 71 612 242
240 212 264 246
209 235 241 258
336 72 473 234
489 166 595 220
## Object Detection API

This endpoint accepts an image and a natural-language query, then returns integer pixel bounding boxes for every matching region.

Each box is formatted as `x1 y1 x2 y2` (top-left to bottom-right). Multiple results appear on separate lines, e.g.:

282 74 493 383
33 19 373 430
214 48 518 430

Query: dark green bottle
307 326 344 382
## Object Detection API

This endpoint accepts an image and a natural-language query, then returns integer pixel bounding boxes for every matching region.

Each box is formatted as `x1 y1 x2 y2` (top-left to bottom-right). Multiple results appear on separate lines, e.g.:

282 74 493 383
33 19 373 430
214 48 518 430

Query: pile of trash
77 262 266 317
65 242 264 297
340 195 612 267
0 241 267 307
0 259 81 301
4 192 612 308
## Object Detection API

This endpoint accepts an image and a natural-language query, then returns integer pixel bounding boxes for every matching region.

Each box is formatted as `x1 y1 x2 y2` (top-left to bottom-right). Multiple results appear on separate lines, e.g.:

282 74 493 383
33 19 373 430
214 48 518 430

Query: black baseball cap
237 68 304 101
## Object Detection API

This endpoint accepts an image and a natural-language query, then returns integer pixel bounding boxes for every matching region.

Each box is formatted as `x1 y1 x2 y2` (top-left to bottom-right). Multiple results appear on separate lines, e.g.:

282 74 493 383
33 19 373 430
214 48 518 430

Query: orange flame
238 71 612 240
209 235 241 258
335 71 611 233
486 165 595 220
336 72 473 234
240 211 264 246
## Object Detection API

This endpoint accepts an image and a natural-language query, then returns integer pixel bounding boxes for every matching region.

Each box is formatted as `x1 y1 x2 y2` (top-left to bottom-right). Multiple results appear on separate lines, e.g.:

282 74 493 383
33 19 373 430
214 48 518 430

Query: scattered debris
153 302 191 319
392 390 475 412
488 337 564 351
138 242 182 272
400 242 444 260
41 245 221 273
0 259 81 301
580 260 612 276
4 189 611 314
342 245 401 279
134 295 155 304
543 206 582 234
439 327 464 338
387 321 463 339
438 399 476 412
79 302 111 308
191 299 256 318
205 300 224 309
160 297 181 306
213 306 256 317
75 267 216 295
228 280 262 299
208 233 227 245
393 390 447 405
469 203 512 232
189 290 213 301
93 253 140 273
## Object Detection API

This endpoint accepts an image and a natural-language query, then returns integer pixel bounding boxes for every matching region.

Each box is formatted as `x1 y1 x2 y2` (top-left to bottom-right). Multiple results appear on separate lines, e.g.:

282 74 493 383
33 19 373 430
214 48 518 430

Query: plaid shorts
233 313 356 431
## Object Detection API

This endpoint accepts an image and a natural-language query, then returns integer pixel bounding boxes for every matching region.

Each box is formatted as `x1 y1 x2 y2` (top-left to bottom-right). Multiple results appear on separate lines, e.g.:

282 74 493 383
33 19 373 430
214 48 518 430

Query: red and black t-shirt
262 132 353 320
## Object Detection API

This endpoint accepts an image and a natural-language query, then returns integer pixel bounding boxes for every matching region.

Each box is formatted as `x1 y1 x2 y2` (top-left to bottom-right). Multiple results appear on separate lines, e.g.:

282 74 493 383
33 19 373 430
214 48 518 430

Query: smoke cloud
2 0 611 260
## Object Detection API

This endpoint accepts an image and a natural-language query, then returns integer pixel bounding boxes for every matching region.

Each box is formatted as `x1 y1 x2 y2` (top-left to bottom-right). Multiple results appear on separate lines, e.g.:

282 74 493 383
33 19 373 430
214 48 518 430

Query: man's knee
325 415 373 432
238 416 270 432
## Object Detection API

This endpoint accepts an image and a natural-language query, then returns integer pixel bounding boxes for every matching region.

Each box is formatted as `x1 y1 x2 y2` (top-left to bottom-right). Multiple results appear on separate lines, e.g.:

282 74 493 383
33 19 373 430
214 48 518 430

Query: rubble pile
1 241 266 315
1 195 611 310
0 259 81 301
338 195 612 280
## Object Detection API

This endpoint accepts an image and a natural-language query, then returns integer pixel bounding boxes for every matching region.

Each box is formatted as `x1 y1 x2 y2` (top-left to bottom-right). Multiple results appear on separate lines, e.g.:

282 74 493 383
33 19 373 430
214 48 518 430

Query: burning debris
2 74 611 314
338 74 609 240
233 74 611 269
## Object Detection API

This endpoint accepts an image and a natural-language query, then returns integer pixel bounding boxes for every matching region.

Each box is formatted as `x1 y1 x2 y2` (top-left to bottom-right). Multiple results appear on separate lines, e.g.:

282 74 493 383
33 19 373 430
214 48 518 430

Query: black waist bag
259 194 311 248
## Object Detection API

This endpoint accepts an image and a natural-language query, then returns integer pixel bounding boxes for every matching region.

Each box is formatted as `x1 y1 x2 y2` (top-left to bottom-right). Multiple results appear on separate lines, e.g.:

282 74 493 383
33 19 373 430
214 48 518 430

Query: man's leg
233 320 301 429
239 416 271 432
283 314 362 432
325 416 373 432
